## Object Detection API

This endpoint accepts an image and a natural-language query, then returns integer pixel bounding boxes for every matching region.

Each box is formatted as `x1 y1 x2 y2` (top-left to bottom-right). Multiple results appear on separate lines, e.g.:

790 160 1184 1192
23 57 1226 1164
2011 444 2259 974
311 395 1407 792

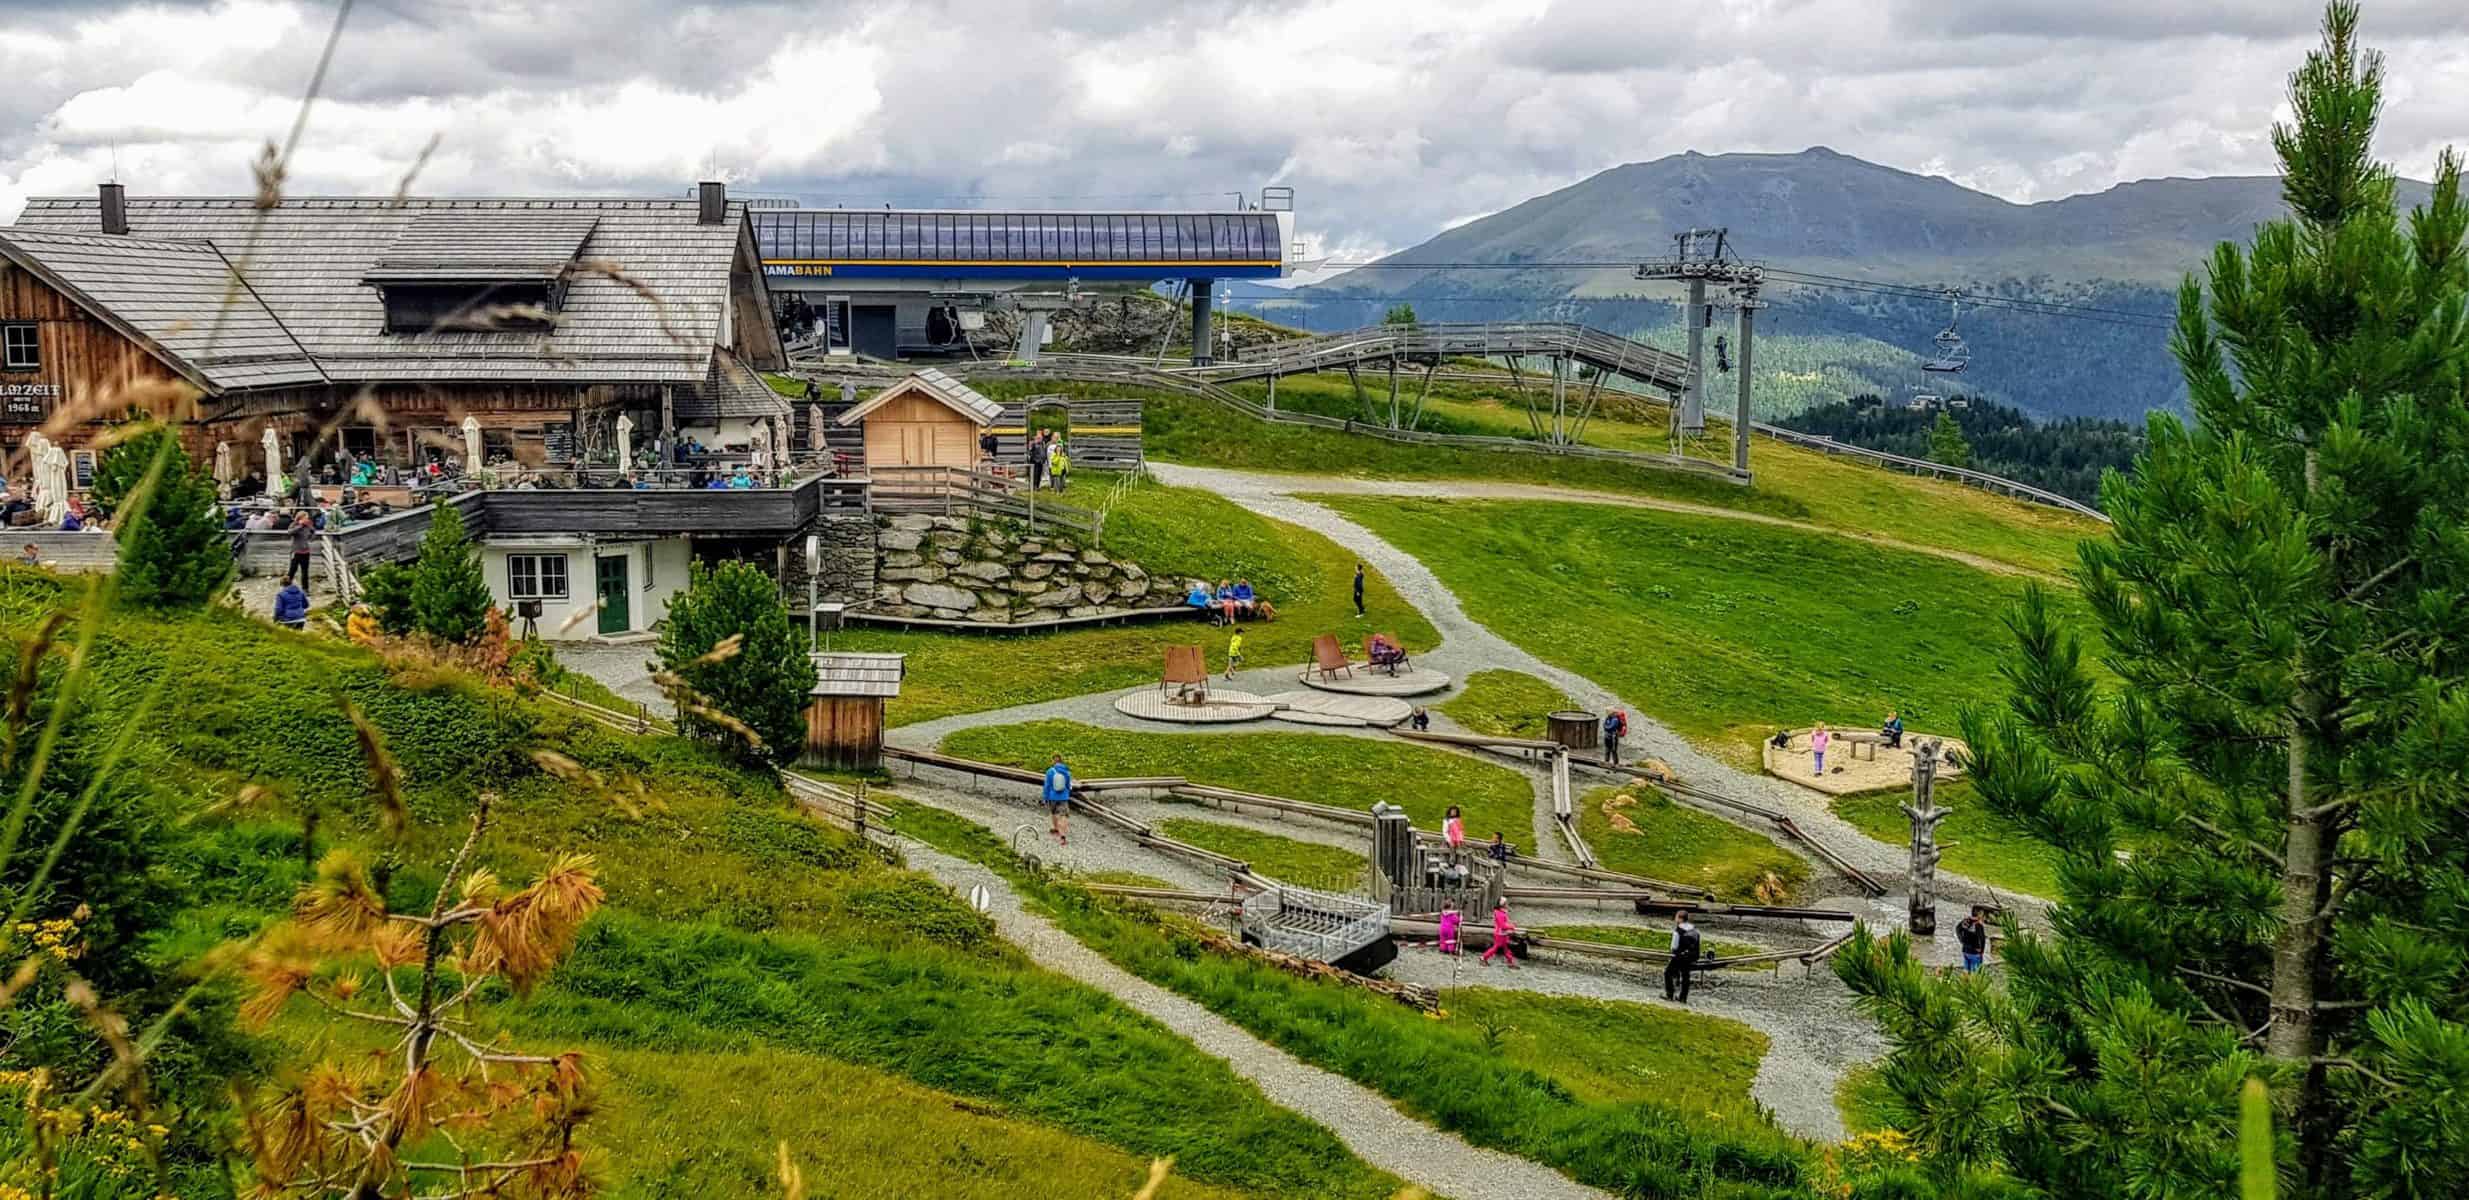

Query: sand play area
1761 727 1969 797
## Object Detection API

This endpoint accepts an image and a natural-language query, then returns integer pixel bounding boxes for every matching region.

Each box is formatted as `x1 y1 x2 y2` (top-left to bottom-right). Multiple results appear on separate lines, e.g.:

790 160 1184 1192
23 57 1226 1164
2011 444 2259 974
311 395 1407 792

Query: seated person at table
224 508 249 531
728 469 756 489
1880 709 1904 749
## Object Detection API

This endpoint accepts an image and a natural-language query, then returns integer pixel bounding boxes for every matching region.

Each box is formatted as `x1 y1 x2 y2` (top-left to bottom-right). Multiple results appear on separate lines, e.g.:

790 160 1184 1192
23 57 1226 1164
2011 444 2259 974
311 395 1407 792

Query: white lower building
481 535 692 641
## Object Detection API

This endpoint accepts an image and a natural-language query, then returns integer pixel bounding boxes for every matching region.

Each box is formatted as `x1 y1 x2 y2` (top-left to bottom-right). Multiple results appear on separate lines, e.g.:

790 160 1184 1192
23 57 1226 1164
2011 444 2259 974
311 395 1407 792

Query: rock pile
871 514 1162 623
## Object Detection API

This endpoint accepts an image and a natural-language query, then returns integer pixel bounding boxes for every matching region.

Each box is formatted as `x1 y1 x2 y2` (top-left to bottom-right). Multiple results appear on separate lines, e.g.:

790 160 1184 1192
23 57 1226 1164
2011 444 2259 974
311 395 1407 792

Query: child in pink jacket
1481 903 1518 967
1436 902 1462 955
1810 723 1832 776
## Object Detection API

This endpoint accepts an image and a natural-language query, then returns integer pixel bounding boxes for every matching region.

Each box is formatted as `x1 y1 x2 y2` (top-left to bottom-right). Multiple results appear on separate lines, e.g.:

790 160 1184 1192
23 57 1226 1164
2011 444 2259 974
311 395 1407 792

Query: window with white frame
2 324 36 371
507 553 568 600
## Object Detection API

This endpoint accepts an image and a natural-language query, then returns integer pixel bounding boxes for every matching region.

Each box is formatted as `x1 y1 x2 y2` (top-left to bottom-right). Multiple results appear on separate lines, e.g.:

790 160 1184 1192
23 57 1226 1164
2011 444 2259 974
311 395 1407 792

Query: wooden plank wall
803 695 884 771
993 398 1143 470
0 261 190 445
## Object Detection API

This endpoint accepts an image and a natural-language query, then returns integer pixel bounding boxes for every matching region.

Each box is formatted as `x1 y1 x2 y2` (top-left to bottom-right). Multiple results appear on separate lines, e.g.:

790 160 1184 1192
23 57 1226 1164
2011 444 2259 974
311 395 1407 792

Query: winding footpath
900 838 1621 1200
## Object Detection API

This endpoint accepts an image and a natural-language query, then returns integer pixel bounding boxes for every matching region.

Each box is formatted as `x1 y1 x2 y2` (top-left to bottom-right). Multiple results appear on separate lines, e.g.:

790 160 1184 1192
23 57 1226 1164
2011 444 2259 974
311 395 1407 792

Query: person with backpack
1601 708 1628 766
1956 906 1990 973
1042 753 1074 844
1665 909 1702 1003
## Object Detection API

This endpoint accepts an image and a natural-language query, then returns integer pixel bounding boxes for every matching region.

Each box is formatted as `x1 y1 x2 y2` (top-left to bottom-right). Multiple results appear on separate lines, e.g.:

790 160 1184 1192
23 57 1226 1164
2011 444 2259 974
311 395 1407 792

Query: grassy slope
4 572 1397 1200
1437 669 1579 739
1319 496 2086 765
1574 785 1811 901
1832 779 2063 899
835 476 1436 727
889 802 1819 1198
940 720 1533 848
1186 375 2097 578
1155 818 1367 891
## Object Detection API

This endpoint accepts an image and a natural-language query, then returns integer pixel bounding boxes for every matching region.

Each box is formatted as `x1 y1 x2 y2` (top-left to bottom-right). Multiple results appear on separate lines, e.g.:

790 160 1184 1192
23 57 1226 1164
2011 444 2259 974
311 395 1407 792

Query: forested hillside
1779 397 2144 505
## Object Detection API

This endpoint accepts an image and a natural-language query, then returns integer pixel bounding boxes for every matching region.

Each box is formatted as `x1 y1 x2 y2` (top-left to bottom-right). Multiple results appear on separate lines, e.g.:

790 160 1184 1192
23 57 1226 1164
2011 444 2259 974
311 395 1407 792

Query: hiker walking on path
1957 907 1989 973
1480 902 1518 967
284 511 315 589
1042 753 1074 844
1665 910 1702 1003
1224 627 1246 680
1601 709 1627 766
1809 723 1831 777
1352 562 1365 618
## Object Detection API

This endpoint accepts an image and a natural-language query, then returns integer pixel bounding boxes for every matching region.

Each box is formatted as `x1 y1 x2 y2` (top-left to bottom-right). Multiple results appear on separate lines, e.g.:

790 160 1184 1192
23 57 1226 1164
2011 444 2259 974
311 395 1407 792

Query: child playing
1224 627 1245 680
1481 902 1518 967
1443 804 1465 858
1436 902 1462 955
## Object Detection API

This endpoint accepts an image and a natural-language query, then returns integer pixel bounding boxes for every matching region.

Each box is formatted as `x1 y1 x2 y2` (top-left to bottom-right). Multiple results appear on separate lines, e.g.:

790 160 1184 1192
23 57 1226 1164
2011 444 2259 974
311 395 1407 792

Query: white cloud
1 0 2463 256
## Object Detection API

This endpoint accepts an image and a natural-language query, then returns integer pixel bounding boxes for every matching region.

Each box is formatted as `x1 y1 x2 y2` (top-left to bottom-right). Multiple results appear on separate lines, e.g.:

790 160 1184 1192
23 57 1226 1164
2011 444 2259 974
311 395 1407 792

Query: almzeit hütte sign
2 381 62 422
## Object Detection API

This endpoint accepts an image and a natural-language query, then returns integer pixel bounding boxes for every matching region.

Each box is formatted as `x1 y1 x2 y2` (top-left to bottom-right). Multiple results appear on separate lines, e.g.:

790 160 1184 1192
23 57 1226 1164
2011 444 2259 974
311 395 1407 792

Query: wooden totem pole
1902 737 1949 936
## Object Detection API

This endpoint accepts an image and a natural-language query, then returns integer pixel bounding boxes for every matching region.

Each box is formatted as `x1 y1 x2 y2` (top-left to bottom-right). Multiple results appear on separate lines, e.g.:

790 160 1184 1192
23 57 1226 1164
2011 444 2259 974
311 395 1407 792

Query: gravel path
1149 465 2069 584
894 831 1620 1200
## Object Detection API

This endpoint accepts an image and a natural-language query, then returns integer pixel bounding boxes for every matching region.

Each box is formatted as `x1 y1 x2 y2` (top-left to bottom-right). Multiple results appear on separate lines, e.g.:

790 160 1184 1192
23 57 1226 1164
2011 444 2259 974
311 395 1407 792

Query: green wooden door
595 556 629 635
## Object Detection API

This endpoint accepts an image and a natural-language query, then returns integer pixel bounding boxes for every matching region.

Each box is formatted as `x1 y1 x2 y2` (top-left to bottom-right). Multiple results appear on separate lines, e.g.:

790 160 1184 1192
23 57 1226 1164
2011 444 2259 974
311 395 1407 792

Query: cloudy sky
3 0 2464 263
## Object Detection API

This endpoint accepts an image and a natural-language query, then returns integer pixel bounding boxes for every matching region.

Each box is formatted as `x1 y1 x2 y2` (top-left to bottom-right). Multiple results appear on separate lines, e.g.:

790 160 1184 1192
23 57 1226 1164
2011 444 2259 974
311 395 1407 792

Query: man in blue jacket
273 581 310 629
1043 754 1074 844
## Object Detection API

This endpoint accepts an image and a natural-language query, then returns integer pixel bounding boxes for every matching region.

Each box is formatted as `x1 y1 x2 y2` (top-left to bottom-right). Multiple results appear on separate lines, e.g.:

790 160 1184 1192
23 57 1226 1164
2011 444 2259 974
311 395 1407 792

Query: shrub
655 560 808 765
357 562 416 635
407 503 492 643
106 434 231 611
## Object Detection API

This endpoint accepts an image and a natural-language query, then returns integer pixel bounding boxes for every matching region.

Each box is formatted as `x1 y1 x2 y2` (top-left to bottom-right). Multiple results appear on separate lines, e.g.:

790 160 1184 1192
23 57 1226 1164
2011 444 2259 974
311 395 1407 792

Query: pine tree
1383 302 1418 326
655 560 808 766
1926 410 1971 468
1836 6 2469 1196
407 502 492 644
107 433 231 610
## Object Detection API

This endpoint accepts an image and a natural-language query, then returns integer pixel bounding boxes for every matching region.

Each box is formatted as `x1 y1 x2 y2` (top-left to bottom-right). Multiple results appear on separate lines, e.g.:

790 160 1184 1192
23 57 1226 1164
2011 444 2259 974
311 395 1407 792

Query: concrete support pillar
1735 304 1756 474
1682 278 1707 434
1189 277 1216 366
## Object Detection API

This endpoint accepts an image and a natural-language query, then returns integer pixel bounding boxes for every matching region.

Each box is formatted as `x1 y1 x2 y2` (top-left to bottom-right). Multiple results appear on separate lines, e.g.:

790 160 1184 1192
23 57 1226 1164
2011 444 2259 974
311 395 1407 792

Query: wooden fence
993 397 1145 471
863 465 1099 536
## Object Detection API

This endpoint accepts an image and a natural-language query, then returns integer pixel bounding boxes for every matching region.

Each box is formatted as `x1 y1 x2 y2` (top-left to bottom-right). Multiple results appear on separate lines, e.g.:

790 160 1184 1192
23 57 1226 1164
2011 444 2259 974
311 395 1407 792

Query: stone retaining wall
869 514 1157 623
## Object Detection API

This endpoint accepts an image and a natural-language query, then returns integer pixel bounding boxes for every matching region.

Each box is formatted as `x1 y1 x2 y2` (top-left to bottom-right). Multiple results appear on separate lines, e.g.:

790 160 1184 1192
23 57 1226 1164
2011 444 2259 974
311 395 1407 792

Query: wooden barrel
1546 709 1600 751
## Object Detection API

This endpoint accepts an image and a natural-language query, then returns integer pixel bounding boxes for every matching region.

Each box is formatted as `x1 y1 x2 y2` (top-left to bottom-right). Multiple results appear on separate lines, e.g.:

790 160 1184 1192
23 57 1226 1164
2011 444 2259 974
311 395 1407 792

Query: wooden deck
1113 687 1280 724
1300 664 1453 698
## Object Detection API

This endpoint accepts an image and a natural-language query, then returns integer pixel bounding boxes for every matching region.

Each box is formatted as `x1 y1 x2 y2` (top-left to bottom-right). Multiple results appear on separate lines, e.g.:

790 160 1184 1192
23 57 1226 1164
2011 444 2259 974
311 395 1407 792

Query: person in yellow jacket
1224 626 1245 680
345 603 381 645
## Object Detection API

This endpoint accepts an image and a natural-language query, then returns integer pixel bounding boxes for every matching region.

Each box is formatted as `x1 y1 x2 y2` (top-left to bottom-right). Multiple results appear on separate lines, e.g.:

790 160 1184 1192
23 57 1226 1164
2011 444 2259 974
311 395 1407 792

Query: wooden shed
803 651 905 771
836 368 1001 470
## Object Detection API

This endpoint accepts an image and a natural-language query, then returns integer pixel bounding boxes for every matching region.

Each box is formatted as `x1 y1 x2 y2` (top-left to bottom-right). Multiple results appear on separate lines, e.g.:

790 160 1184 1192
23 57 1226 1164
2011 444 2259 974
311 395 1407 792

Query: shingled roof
0 228 325 391
9 196 765 390
836 368 1003 427
674 348 790 422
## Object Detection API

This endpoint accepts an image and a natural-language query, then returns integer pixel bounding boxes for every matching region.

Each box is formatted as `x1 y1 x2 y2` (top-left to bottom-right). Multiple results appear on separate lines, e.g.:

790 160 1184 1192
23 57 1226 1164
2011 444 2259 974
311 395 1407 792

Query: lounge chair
1161 644 1211 704
1305 633 1353 682
1367 633 1409 676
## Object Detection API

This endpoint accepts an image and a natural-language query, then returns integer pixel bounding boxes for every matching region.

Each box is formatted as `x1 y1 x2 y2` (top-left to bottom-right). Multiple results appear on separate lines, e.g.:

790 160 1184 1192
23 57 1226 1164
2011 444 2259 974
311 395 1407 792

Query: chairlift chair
1920 291 1970 373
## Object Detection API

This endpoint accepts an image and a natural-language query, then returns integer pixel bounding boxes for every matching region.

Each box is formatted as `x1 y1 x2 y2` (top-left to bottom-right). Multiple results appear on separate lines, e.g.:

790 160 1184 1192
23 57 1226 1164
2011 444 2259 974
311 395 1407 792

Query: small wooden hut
804 651 905 770
836 368 1001 470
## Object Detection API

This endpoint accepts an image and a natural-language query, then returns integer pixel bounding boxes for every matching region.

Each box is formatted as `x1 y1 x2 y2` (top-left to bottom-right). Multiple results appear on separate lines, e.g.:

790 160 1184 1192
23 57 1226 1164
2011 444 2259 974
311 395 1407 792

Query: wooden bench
1831 731 1890 761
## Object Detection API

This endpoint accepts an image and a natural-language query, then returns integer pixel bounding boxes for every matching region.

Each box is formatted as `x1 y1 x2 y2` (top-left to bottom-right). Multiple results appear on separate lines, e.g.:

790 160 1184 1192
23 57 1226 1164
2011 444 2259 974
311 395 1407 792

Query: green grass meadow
1317 496 2088 765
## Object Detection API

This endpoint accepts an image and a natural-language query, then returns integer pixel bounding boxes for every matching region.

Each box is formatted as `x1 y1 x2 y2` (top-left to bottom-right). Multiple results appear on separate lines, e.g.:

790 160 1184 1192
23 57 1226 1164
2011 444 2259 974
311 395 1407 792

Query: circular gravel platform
1299 666 1453 698
1114 687 1279 724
